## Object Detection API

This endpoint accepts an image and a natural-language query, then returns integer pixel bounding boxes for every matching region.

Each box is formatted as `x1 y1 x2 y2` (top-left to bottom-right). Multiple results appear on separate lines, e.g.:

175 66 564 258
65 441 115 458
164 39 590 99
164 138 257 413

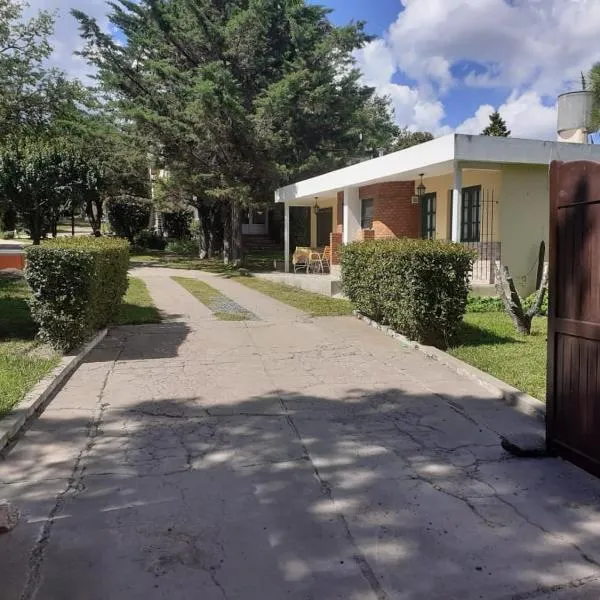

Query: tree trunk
32 201 41 245
222 200 231 264
71 204 75 236
86 197 103 237
196 202 210 259
230 199 243 267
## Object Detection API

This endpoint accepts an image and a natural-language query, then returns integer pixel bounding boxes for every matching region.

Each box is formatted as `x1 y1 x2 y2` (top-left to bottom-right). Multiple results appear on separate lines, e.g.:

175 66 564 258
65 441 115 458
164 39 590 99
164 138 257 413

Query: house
274 133 600 296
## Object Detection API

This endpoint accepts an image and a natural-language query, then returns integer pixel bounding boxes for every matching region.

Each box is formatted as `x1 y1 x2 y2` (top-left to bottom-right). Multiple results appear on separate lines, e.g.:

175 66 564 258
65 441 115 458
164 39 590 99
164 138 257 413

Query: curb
353 311 546 423
0 328 108 452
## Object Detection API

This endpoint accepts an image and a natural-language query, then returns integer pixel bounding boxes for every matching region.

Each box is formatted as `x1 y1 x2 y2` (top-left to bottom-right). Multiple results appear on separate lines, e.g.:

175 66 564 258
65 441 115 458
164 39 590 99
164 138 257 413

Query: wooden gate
547 160 600 476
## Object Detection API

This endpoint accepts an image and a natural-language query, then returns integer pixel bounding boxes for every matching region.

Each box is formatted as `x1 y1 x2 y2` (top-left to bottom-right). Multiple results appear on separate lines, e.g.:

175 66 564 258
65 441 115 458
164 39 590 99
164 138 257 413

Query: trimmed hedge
341 239 475 348
25 237 129 351
134 229 167 250
107 197 151 241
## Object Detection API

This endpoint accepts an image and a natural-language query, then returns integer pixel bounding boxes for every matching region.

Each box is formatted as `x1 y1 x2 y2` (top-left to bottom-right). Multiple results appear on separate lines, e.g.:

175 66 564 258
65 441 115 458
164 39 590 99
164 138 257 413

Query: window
361 198 374 229
461 186 481 242
421 193 436 239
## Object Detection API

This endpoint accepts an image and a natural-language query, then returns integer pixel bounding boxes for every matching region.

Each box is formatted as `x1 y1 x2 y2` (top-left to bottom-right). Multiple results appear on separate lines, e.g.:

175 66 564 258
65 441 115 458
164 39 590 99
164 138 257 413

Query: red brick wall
330 232 342 265
359 181 418 239
360 229 375 241
336 191 344 234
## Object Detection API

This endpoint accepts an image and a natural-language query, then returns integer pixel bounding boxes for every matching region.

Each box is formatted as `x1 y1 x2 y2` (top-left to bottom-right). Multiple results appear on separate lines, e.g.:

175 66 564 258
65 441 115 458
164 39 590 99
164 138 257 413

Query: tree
589 63 600 132
392 128 434 151
73 0 398 264
482 111 511 137
0 142 83 244
0 0 81 140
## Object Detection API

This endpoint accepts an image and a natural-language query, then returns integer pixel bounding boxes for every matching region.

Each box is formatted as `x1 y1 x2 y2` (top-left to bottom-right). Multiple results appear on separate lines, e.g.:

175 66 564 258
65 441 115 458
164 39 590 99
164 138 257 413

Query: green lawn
0 276 59 418
172 276 255 321
113 277 162 325
235 276 353 317
130 249 282 274
449 312 547 401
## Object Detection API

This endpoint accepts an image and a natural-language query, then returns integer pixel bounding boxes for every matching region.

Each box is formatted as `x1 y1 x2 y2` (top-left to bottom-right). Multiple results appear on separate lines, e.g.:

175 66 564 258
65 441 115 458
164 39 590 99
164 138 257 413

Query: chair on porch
292 247 311 273
308 246 331 274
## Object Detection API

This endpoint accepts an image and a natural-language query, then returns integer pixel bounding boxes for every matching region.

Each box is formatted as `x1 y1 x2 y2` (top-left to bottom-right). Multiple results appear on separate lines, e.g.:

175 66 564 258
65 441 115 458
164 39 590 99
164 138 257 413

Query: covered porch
276 134 504 286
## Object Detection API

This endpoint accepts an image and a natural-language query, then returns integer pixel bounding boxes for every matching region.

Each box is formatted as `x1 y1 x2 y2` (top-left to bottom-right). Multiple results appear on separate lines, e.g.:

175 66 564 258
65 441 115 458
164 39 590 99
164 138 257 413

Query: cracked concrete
2 267 600 599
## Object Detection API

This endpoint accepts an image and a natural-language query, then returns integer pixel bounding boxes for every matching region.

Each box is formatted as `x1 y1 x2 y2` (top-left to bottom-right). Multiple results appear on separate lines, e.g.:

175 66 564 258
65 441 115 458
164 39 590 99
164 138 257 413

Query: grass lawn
130 250 282 274
0 276 60 418
113 277 162 325
172 276 255 321
449 311 547 401
235 276 353 317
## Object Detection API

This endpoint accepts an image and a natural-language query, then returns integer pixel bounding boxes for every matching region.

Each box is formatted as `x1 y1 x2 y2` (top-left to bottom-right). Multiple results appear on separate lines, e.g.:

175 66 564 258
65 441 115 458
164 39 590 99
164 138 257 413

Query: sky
27 0 600 140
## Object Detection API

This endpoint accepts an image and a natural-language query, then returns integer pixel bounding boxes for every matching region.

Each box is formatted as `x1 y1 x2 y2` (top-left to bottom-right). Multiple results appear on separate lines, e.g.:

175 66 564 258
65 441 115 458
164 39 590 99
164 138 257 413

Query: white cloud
457 91 557 140
24 0 110 82
354 0 594 138
389 0 600 96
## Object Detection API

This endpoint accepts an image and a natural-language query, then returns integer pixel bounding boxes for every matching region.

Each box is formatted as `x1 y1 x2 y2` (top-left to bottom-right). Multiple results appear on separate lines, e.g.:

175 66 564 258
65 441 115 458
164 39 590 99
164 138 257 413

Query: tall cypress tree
73 0 398 264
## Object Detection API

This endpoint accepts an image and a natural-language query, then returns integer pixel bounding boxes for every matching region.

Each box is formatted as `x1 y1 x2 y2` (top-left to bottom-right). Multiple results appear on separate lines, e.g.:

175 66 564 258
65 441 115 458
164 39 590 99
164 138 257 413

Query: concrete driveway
2 269 600 600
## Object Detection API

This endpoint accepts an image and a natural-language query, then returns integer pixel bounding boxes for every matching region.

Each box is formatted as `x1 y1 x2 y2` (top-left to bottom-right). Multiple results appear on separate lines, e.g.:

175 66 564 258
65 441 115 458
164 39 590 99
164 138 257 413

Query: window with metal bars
421 193 436 239
461 186 481 242
361 198 374 229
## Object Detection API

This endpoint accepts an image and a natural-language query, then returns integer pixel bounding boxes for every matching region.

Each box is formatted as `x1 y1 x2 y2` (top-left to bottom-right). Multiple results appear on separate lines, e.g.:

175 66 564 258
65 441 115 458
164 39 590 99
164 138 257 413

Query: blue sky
34 0 600 140
309 0 600 139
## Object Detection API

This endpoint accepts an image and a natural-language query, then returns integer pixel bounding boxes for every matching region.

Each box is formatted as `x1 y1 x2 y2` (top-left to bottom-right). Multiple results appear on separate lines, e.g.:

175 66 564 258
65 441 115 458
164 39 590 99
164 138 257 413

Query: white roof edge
275 134 457 203
454 134 600 165
275 133 600 203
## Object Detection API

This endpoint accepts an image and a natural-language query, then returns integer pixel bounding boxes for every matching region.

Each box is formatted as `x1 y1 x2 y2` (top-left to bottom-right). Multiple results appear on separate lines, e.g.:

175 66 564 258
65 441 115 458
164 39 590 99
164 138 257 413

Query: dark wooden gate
548 160 600 476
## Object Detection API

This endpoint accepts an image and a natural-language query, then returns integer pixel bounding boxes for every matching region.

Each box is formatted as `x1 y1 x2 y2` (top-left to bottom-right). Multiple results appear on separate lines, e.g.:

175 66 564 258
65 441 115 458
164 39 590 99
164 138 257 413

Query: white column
343 186 361 244
451 162 462 242
284 203 290 272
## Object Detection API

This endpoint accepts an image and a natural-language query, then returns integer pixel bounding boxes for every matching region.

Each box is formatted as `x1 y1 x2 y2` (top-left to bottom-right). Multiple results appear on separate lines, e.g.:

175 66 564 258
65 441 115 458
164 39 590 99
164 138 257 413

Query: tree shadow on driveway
3 375 600 599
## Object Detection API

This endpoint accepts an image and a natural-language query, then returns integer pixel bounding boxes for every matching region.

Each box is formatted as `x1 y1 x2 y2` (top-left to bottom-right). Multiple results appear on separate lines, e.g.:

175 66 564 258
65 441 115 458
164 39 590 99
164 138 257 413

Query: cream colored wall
309 196 337 247
499 164 549 295
423 169 503 240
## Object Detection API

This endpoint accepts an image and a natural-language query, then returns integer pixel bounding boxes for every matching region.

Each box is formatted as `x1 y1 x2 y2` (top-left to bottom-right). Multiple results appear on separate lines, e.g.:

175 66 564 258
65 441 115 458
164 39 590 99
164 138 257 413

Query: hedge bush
341 239 475 348
165 238 198 255
25 237 129 351
107 197 151 241
134 229 167 250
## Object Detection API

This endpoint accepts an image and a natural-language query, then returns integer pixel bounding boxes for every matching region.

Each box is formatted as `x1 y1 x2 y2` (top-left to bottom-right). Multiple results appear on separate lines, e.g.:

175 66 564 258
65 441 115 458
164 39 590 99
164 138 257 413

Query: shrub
341 239 475 348
163 210 192 239
25 237 129 351
1 231 15 240
134 229 167 250
466 295 504 313
107 197 151 241
165 238 198 255
523 291 548 316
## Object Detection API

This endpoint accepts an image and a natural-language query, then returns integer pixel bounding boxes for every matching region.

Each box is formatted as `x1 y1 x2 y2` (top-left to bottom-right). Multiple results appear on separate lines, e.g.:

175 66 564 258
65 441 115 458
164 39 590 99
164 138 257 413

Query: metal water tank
557 90 593 143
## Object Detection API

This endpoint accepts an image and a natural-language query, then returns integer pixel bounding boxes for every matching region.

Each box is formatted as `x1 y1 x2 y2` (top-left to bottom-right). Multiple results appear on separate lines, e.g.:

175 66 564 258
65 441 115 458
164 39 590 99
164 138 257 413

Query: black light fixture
412 173 426 204
313 197 320 215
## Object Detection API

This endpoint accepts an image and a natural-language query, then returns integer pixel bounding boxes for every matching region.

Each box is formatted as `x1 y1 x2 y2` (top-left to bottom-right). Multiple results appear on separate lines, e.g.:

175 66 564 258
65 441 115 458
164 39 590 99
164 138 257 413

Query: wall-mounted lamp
313 197 320 215
411 173 426 204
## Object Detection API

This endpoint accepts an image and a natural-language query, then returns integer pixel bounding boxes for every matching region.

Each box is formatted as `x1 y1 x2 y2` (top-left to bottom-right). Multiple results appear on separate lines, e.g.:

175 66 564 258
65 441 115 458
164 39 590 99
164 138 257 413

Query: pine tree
73 0 399 264
482 111 511 137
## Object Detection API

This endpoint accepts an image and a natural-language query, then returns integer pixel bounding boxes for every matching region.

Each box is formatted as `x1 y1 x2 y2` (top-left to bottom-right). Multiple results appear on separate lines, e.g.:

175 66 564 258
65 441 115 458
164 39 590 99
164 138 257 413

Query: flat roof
275 133 600 203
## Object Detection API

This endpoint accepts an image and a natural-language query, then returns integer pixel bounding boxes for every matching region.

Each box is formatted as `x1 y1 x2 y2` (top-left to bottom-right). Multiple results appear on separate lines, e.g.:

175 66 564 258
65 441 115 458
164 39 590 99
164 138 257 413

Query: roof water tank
557 90 593 144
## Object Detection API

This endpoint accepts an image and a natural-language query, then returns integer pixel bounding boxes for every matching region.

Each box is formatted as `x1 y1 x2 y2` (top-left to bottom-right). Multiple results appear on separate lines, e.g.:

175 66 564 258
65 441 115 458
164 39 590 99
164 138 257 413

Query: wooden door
547 160 600 476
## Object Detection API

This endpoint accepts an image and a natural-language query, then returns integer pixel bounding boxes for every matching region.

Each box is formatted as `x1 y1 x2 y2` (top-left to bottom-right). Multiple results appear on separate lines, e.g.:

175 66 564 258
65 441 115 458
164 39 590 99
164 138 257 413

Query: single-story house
274 133 600 295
